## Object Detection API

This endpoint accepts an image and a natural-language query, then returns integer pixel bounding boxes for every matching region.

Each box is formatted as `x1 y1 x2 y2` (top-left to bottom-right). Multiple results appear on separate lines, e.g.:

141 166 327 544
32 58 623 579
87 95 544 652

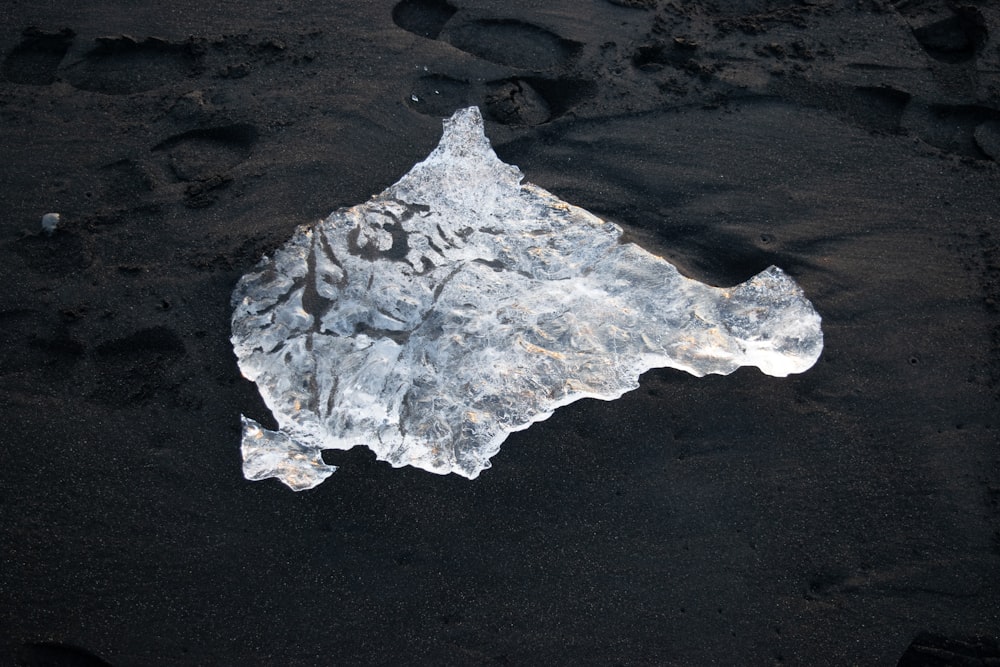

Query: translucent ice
231 107 823 490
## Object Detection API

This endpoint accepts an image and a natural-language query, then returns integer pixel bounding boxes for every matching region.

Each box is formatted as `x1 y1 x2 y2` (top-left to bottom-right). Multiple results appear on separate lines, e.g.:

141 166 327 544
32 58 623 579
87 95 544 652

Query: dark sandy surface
2 1 999 664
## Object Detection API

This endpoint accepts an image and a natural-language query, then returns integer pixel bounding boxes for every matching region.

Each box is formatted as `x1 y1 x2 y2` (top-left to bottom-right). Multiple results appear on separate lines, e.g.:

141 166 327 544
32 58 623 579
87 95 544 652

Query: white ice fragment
41 212 60 234
240 415 336 491
231 107 824 491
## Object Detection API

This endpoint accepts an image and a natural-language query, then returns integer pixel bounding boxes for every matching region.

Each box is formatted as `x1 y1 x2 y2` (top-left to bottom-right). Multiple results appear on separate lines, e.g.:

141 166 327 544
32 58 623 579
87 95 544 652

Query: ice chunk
240 415 336 491
231 107 823 491
41 212 60 234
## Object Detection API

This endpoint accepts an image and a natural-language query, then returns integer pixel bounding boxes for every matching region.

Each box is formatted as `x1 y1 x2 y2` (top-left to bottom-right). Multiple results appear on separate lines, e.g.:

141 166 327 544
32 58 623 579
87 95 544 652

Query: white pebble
41 213 61 235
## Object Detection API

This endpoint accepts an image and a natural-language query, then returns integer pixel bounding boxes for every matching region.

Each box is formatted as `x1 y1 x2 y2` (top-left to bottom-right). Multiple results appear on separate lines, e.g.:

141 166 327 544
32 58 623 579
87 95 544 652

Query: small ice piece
240 416 335 491
41 212 60 234
231 107 824 491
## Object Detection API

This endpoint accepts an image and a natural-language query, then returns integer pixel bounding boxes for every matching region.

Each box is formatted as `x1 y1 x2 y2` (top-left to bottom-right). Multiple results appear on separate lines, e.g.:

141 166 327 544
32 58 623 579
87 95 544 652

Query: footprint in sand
152 124 257 182
443 19 581 71
776 78 912 135
891 0 988 64
392 0 457 39
1 27 74 85
902 102 1000 160
394 0 581 72
483 76 595 126
151 123 258 207
484 78 551 125
395 1 590 125
64 35 202 94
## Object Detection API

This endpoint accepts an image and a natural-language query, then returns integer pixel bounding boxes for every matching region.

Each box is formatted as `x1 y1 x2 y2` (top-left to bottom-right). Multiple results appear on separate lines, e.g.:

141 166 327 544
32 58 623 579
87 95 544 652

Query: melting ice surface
231 107 823 491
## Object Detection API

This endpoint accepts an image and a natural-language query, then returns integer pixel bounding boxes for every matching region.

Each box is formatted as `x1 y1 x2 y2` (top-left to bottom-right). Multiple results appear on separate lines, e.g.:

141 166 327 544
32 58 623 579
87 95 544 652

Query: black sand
2 1 998 664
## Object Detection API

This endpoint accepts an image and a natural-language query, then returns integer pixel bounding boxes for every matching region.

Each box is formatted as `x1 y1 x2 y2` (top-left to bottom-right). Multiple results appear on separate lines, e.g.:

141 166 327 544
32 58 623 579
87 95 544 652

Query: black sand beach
2 1 999 664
